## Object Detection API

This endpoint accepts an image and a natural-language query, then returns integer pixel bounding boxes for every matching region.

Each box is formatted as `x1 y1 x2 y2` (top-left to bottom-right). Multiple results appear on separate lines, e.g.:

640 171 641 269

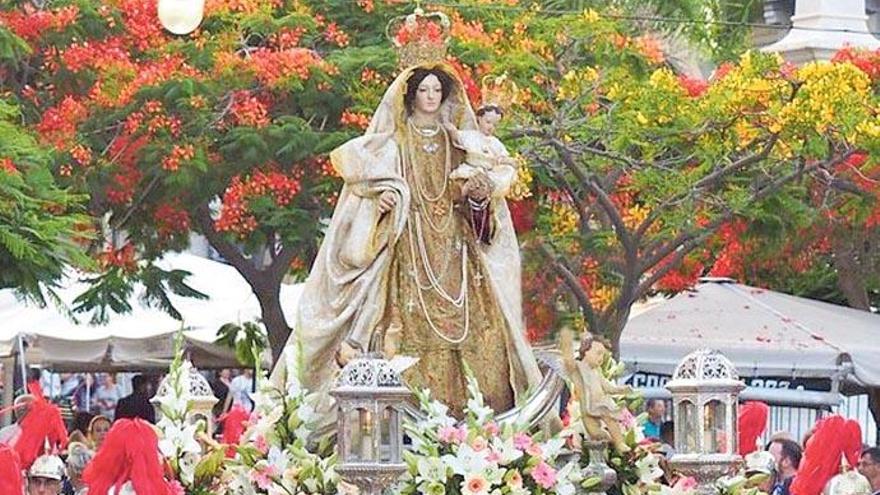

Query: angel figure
560 329 632 453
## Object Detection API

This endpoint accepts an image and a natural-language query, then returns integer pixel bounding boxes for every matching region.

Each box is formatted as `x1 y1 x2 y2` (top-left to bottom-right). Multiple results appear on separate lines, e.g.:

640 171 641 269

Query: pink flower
531 461 557 489
462 473 489 495
250 465 279 489
470 436 488 452
675 476 698 491
618 408 637 430
486 449 501 463
439 425 466 444
513 432 533 450
483 421 500 437
253 434 269 454
168 480 185 495
526 443 543 457
507 469 523 489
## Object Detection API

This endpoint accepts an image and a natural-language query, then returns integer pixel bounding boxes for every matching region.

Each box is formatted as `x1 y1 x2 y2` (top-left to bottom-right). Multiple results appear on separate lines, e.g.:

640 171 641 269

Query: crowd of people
0 367 256 494
639 399 880 495
2 373 879 495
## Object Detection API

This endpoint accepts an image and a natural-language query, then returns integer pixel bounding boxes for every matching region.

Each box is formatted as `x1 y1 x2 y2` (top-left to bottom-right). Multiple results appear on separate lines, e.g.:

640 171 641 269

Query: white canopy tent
620 278 880 403
0 252 302 371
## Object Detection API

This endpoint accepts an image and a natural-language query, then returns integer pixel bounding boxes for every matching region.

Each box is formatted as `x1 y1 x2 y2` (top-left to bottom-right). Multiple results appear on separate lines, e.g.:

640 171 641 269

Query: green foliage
216 320 268 367
0 99 91 304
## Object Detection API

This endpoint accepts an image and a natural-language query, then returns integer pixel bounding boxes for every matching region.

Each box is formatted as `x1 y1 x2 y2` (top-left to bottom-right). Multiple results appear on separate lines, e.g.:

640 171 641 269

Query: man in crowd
229 369 254 412
858 447 880 495
114 374 155 423
768 438 802 495
0 393 34 445
27 453 65 495
642 399 666 438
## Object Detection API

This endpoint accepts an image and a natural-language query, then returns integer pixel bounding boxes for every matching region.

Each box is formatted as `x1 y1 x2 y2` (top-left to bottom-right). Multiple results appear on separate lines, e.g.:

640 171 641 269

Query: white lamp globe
157 0 205 35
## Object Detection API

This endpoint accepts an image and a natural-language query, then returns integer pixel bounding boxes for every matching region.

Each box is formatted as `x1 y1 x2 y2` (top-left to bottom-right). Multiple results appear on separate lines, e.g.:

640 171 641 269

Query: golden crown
386 7 450 69
480 73 519 112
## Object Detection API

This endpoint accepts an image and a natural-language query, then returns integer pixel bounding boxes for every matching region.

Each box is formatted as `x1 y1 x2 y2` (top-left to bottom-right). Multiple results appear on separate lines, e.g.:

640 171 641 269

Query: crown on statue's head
480 73 519 113
387 7 450 69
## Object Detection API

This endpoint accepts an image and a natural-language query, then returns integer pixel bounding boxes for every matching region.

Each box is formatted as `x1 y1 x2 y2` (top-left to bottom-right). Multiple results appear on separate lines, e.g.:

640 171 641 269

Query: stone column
762 0 880 63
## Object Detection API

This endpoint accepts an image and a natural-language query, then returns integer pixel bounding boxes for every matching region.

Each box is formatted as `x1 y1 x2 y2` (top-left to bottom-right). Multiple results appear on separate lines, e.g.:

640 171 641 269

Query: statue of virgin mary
274 62 542 418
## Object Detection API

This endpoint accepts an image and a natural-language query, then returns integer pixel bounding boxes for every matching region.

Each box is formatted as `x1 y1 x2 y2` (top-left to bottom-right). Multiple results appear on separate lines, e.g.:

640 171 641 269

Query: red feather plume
0 444 23 495
737 401 769 455
219 405 250 458
82 418 172 495
790 415 850 495
15 396 67 469
842 419 863 468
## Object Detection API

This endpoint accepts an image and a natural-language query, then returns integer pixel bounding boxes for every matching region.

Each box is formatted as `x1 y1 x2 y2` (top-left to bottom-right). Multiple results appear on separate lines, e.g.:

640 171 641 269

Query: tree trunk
831 231 872 311
252 279 292 364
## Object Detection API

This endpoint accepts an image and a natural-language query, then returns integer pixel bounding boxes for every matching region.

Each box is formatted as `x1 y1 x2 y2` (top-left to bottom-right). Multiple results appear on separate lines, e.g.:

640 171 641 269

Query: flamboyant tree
2 0 877 361
486 11 880 352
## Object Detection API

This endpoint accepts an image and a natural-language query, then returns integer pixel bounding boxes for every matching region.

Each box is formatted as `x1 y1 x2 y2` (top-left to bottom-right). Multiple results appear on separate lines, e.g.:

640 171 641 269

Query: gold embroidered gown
380 124 519 416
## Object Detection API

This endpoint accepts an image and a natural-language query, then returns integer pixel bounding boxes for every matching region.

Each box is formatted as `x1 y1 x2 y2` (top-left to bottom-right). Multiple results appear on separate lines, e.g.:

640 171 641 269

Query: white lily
417 457 448 483
635 453 664 484
442 444 489 476
490 437 523 464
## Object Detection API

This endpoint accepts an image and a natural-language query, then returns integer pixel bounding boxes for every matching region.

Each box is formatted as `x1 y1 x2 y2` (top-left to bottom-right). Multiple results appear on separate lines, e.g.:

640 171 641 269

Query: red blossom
162 144 196 172
508 199 536 234
118 0 164 51
0 158 17 174
445 57 481 108
230 91 270 128
323 22 350 47
832 46 880 81
0 4 78 42
215 169 301 236
35 96 88 150
98 243 138 272
656 254 704 292
677 75 708 98
249 48 332 89
154 203 191 237
340 110 370 130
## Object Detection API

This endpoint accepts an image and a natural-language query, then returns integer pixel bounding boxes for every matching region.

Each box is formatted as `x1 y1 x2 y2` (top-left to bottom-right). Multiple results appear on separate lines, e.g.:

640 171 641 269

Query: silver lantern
331 355 411 495
666 349 745 495
152 362 219 435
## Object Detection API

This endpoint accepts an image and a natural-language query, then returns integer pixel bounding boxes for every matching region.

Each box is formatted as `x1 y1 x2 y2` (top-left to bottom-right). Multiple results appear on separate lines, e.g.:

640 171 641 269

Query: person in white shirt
228 369 254 412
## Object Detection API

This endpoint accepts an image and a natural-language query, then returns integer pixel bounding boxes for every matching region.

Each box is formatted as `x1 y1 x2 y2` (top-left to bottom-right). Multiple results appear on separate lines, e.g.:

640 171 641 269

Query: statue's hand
378 191 397 214
464 173 492 201
335 341 360 367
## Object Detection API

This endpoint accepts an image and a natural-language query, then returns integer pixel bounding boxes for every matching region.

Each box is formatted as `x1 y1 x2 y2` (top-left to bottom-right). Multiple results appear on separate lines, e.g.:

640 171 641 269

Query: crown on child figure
480 73 519 113
386 5 450 69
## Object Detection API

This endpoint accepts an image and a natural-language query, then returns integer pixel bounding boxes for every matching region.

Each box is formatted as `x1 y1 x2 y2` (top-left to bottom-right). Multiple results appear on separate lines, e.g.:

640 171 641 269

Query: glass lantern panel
345 407 376 462
379 406 395 462
678 400 698 453
703 400 727 454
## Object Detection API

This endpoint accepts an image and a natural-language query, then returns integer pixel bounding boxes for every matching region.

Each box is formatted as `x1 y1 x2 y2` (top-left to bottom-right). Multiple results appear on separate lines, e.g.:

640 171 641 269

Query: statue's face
414 74 443 115
478 110 501 136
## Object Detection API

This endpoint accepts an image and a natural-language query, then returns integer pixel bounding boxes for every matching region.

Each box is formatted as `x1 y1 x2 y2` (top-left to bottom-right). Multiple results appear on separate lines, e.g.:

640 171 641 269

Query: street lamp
331 355 411 495
157 0 205 35
666 349 745 495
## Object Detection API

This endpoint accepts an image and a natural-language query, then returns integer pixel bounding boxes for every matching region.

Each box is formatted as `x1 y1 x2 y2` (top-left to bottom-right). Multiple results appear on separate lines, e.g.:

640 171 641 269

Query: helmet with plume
81 418 173 495
738 401 769 456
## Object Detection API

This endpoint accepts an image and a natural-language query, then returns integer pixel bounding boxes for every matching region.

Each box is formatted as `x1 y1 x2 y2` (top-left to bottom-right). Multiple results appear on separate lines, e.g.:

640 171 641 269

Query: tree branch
536 241 599 331
193 204 260 283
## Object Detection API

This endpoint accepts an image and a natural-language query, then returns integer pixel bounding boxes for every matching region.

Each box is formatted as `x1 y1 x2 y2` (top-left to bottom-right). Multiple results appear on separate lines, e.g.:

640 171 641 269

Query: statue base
581 440 617 495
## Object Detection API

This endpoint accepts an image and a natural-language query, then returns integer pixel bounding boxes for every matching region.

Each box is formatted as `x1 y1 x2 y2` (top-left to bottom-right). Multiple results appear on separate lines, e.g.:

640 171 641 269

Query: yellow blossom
550 202 579 237
582 9 600 23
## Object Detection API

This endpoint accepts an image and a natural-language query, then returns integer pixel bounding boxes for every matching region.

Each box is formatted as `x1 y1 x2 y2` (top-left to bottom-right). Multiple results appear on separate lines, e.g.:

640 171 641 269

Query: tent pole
16 335 26 394
1 357 14 427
